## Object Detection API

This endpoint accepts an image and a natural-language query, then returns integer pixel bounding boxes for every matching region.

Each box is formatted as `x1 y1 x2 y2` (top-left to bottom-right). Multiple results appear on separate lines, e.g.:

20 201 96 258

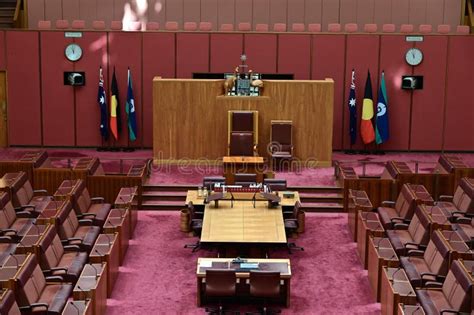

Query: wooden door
0 72 6 147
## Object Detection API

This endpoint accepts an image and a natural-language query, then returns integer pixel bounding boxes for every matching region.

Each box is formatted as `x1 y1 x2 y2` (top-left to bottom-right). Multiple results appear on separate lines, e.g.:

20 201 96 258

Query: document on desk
200 260 213 268
240 263 259 269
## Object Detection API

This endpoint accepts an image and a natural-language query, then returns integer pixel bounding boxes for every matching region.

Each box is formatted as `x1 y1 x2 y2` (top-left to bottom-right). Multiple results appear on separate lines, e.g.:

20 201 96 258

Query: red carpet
105 212 380 315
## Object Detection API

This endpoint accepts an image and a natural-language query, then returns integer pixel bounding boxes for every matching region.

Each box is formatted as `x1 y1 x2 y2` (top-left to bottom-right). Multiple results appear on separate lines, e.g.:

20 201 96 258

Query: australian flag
348 69 357 145
97 67 109 140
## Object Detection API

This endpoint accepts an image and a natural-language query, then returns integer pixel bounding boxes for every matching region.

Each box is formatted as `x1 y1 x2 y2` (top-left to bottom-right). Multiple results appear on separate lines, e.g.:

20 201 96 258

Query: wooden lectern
223 156 264 184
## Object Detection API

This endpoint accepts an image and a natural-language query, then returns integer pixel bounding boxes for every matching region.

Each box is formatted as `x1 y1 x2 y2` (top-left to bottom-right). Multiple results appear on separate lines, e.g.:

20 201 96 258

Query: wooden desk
367 237 399 302
186 190 300 208
35 199 69 226
53 179 82 201
0 254 31 290
380 267 417 315
348 190 373 242
357 211 385 268
223 156 264 184
114 187 138 237
73 263 107 315
14 224 51 255
201 199 286 244
422 205 452 234
397 304 425 315
62 300 93 315
103 209 130 264
89 234 120 297
440 230 474 262
196 258 291 307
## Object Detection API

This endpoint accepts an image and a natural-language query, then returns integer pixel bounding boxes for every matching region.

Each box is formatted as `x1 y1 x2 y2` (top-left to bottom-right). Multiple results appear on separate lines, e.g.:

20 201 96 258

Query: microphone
94 248 107 261
118 194 130 208
375 237 386 249
252 191 258 209
9 254 19 269
69 301 80 315
89 264 100 279
411 305 422 315
390 267 403 283
31 219 41 236
228 191 235 208
107 219 117 230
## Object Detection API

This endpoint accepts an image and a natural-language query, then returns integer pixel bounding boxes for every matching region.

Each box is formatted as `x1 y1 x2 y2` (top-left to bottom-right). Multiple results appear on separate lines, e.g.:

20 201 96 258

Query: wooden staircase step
287 185 342 193
142 191 187 201
141 200 185 210
300 202 344 213
143 184 198 192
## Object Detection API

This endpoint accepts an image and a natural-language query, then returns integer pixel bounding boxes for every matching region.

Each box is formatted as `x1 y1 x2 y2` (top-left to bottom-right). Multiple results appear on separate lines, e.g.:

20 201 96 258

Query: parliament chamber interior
0 0 473 314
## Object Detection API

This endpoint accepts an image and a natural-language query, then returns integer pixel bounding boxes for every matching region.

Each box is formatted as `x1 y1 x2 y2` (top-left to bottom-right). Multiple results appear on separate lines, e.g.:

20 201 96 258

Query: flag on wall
126 68 137 141
110 68 121 140
360 70 375 144
97 67 108 140
375 71 389 144
348 69 357 145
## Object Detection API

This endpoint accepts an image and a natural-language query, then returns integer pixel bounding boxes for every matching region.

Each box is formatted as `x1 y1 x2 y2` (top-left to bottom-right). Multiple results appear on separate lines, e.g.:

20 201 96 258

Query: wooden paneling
153 79 334 165
0 72 6 147
86 175 143 205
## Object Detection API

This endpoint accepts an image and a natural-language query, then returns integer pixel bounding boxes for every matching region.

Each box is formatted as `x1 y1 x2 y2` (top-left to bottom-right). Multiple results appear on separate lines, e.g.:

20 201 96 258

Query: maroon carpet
105 212 380 315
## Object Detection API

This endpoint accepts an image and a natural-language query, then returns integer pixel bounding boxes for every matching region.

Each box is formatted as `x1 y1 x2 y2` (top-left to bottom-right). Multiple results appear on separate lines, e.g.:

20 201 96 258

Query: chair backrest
396 184 418 219
187 202 196 223
55 20 69 29
111 21 123 30
456 25 470 34
308 23 321 32
128 21 142 31
437 24 451 34
238 22 251 31
400 24 414 33
0 289 20 315
328 23 341 32
58 202 78 240
382 24 396 33
364 24 377 33
263 179 287 191
249 271 281 298
72 180 91 215
199 22 212 31
271 121 292 152
71 20 85 29
344 23 358 32
408 206 431 245
418 24 432 34
442 260 472 312
231 111 255 133
255 23 269 32
424 230 450 276
230 132 254 156
165 21 179 31
202 176 225 190
38 227 64 270
205 269 236 296
38 20 52 29
453 178 474 213
146 22 160 30
220 23 234 31
291 23 305 32
92 20 106 30
273 23 287 32
16 256 45 307
9 172 33 206
0 193 16 229
184 22 197 31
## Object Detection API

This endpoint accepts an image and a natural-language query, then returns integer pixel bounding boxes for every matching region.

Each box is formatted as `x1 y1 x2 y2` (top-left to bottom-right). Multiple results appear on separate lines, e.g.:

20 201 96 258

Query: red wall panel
270 0 288 26
62 0 80 22
6 31 42 146
408 0 427 26
176 33 209 78
108 32 143 147
79 0 97 26
357 0 375 27
243 34 277 73
217 0 235 26
321 0 340 31
339 0 357 25
252 0 270 26
391 0 409 27
277 35 310 79
44 0 62 22
97 0 114 26
28 0 45 29
312 35 346 150
148 0 167 25
374 0 391 26
426 0 444 26
0 32 5 70
166 0 184 26
74 32 108 147
287 0 305 25
343 35 380 150
200 0 218 30
184 0 201 23
304 0 322 25
443 36 474 151
210 34 243 73
410 36 448 150
378 35 413 151
113 0 127 21
40 32 75 146
444 0 462 28
235 0 253 25
142 33 176 147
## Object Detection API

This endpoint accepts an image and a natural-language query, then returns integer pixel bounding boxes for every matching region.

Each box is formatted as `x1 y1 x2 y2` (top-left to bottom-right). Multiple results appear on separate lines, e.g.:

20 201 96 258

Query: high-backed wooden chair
228 111 258 156
270 120 293 169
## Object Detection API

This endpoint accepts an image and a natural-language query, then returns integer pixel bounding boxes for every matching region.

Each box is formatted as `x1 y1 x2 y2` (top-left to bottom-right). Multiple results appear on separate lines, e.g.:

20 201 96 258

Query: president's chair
228 110 258 156
270 120 293 170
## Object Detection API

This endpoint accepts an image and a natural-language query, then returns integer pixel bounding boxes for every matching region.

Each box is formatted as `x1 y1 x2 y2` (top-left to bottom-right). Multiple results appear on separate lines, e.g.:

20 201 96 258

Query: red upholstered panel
79 0 97 26
113 0 127 21
200 0 218 31
236 0 252 26
243 34 277 73
426 0 444 26
63 0 80 22
278 35 310 80
184 0 200 23
210 34 243 73
0 32 5 70
305 0 322 25
40 32 75 146
97 0 113 26
252 0 270 25
166 0 184 26
311 35 345 150
410 36 448 150
287 0 305 27
391 0 409 27
108 32 143 147
28 0 45 29
321 0 340 31
343 35 379 150
356 0 375 27
176 33 209 78
443 0 462 28
148 0 166 25
443 36 474 151
270 0 287 26
143 33 176 147
374 0 391 27
218 0 235 25
339 0 357 25
6 31 42 145
75 32 108 147
408 0 427 27
44 0 62 21
378 35 412 150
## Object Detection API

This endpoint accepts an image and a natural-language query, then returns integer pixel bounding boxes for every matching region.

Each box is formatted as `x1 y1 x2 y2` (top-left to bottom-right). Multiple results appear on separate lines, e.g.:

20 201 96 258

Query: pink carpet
105 212 380 315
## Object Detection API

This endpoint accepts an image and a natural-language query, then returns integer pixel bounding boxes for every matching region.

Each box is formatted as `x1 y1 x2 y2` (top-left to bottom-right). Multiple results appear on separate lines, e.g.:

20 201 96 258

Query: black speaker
401 76 423 90
64 72 85 86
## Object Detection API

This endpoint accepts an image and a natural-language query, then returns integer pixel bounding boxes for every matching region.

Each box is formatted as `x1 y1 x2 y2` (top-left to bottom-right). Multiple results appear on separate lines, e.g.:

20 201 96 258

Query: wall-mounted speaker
64 72 85 86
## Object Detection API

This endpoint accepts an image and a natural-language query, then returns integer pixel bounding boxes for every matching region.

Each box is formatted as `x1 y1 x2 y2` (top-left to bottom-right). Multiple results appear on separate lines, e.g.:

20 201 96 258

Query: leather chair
0 289 21 315
386 206 432 256
400 230 450 288
234 173 257 186
15 255 73 315
146 22 160 30
71 180 111 226
184 202 203 252
270 120 293 170
255 24 269 32
204 269 236 314
0 192 33 241
228 111 258 156
37 20 52 29
377 184 419 229
249 271 281 314
308 23 321 32
416 260 472 314
0 243 17 265
8 172 52 216
203 176 226 191
229 133 255 156
453 218 474 249
92 20 106 30
57 201 100 252
165 21 179 31
284 202 304 253
437 177 474 220
263 179 287 192
238 22 251 31
37 226 87 283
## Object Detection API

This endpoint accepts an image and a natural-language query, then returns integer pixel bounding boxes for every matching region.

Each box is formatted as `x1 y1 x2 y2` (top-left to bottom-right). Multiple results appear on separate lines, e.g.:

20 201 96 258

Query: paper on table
200 260 212 268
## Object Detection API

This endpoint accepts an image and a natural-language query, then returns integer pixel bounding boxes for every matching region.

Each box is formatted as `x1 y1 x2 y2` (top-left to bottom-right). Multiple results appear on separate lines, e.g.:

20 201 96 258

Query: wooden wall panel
62 0 80 22
44 0 62 21
443 0 462 27
357 0 375 27
79 0 97 26
287 0 305 25
235 0 253 26
277 35 311 79
183 0 201 23
97 0 114 26
0 32 5 70
270 0 288 26
253 0 270 26
200 0 218 30
28 0 45 29
113 0 127 21
304 0 322 25
426 0 444 27
148 0 167 25
176 33 209 78
408 0 427 26
217 0 235 27
166 0 184 26
391 0 409 27
373 0 392 26
243 34 277 73
321 0 340 31
210 34 243 73
153 79 334 164
340 0 358 25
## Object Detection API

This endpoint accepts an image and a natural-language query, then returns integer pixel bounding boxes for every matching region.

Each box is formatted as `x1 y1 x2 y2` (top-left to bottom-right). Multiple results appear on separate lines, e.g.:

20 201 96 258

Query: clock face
65 43 82 62
405 48 423 66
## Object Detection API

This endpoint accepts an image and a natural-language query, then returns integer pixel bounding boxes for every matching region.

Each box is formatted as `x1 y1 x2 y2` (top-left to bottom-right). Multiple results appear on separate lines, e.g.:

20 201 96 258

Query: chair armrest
393 223 409 230
15 204 35 211
90 197 105 203
455 216 472 224
78 213 96 218
407 249 425 256
0 228 17 235
390 216 405 222
33 189 49 196
45 275 64 282
15 210 34 218
424 281 443 288
0 236 13 243
49 266 68 272
63 245 81 251
381 201 396 207
440 309 462 314
404 242 421 249
438 195 453 202
20 303 49 311
421 272 439 280
78 219 93 225
62 237 83 245
285 219 297 224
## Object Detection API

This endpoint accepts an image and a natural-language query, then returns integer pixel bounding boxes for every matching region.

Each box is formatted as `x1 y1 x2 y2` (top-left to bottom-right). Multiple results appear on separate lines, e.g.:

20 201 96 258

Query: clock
65 43 82 62
405 48 423 66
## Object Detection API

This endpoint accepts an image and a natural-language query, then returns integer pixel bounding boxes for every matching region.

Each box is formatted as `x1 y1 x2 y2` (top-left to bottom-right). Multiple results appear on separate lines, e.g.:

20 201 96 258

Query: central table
200 197 286 244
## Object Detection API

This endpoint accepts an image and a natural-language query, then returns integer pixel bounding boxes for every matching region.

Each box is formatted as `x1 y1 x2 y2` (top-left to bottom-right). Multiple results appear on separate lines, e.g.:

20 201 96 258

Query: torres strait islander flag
126 68 138 141
360 70 375 144
375 71 389 144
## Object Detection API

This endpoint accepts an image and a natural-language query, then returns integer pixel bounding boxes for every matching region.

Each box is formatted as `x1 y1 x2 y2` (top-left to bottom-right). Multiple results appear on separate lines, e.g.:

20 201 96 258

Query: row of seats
37 20 471 34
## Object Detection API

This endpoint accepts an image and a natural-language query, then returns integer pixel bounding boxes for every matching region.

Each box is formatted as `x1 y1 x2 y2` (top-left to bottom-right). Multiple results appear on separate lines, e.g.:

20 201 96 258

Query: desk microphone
375 237 386 249
90 264 100 279
229 191 235 208
118 195 130 208
107 220 117 230
31 219 41 236
94 248 106 261
69 301 80 315
252 191 258 209
390 266 403 283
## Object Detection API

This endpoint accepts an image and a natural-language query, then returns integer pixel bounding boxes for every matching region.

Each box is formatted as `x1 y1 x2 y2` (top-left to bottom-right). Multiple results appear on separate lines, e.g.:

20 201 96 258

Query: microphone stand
252 191 257 209
228 191 235 208
9 253 20 269
69 301 80 315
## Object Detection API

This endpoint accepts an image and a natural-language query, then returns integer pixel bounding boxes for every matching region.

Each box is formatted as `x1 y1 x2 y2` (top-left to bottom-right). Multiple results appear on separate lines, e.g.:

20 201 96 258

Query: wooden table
73 263 107 315
223 156 264 184
114 187 138 237
35 199 69 226
14 224 51 255
397 304 425 315
380 267 417 315
367 237 399 302
103 209 130 264
440 230 474 262
53 179 82 201
348 189 373 241
196 258 291 307
88 234 120 297
0 254 32 290
201 199 286 244
357 211 385 268
186 190 300 208
62 300 93 315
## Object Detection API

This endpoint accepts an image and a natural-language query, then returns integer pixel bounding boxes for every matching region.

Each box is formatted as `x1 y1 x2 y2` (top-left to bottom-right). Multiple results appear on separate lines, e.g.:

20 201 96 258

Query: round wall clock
65 43 83 62
405 48 423 66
